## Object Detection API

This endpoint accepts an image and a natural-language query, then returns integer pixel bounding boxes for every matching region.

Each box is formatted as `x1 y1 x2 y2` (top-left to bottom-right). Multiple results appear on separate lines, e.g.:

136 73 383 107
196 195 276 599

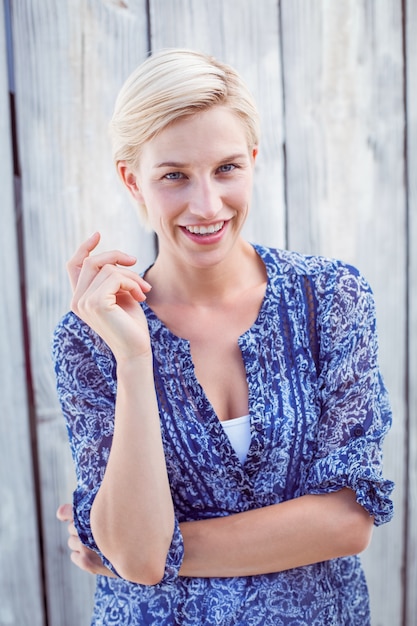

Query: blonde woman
54 49 393 625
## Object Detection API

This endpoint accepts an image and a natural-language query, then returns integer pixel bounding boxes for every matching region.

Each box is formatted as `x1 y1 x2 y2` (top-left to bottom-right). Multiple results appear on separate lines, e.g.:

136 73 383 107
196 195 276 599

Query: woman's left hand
56 504 116 577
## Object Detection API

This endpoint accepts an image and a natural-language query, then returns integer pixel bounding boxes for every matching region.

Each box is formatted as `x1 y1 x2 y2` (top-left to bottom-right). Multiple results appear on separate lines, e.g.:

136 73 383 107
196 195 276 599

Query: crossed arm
57 486 373 582
57 344 373 583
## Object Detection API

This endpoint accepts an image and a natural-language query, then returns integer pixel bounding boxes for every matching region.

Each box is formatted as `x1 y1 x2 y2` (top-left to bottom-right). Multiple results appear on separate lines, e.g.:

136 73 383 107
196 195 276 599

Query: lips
184 221 225 235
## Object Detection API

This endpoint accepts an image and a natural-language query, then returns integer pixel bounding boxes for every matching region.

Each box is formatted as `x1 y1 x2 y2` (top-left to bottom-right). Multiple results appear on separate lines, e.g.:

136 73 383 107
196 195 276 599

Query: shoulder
253 244 372 296
253 243 360 278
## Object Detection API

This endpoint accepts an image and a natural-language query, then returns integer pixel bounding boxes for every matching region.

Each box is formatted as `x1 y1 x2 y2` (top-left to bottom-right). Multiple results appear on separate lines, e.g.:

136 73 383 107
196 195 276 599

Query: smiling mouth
184 221 225 235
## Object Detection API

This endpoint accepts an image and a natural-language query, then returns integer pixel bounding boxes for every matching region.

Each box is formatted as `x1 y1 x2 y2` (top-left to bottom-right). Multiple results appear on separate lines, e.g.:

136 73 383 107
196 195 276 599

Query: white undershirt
221 414 251 464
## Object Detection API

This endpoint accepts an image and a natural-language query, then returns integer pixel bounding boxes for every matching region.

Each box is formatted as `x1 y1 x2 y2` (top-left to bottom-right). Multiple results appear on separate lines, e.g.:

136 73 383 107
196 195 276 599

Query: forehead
142 106 250 166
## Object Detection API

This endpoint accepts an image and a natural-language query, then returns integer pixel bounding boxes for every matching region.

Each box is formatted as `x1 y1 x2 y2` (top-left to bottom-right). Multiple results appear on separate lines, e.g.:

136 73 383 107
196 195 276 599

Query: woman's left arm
58 488 372 578
178 487 373 578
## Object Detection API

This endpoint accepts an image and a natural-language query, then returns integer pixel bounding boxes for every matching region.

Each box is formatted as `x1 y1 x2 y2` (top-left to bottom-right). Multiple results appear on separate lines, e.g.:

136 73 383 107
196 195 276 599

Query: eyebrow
153 153 249 169
154 161 187 169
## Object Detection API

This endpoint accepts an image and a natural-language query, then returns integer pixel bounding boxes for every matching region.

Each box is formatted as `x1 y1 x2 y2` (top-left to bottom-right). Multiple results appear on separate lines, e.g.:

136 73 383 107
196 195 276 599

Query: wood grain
10 0 154 623
280 1 406 622
0 1 44 624
406 0 417 620
4 0 413 623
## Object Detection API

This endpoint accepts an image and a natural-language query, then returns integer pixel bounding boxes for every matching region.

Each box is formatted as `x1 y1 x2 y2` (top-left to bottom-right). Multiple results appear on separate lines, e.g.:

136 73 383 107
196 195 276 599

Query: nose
188 177 223 219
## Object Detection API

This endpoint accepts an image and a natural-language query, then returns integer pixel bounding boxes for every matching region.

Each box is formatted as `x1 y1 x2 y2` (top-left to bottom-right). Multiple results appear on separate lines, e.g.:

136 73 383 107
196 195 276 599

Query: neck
145 240 262 308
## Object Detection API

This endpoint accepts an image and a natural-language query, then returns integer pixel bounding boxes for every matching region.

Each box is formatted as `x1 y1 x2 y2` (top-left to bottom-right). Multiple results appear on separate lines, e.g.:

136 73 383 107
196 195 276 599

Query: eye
164 171 185 180
217 163 237 174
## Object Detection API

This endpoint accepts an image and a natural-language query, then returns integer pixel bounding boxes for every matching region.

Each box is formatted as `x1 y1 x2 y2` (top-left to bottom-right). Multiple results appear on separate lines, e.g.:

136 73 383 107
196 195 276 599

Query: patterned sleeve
304 263 394 526
52 311 184 581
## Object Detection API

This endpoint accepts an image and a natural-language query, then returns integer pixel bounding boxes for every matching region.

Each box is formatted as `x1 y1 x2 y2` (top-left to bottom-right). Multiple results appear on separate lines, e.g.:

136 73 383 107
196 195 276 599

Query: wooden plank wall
2 1 413 624
9 2 154 624
281 3 407 625
406 0 417 622
0 1 44 624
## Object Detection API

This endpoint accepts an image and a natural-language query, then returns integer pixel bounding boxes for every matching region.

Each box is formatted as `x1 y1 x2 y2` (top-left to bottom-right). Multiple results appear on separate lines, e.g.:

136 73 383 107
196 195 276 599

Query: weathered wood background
1 0 415 624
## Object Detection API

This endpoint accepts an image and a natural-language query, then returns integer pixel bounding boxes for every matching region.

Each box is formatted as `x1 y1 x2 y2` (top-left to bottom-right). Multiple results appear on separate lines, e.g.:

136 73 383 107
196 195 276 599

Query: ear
117 161 145 204
252 147 259 162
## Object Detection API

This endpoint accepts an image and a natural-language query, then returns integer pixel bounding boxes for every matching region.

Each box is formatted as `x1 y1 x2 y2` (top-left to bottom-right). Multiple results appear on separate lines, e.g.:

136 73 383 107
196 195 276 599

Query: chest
170 305 257 421
150 285 267 422
153 308 321 512
190 331 249 421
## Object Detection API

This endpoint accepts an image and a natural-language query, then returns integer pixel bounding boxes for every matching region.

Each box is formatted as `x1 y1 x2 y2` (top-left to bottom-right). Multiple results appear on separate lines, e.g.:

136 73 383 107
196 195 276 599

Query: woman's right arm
91 355 175 584
58 234 175 585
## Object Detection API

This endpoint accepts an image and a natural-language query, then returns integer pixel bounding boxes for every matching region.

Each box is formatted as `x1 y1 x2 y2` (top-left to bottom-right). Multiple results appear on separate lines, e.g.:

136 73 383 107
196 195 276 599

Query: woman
53 49 394 625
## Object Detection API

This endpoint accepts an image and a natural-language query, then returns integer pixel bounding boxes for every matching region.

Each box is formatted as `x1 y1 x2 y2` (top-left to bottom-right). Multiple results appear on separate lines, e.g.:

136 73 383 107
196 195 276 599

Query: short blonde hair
110 48 260 172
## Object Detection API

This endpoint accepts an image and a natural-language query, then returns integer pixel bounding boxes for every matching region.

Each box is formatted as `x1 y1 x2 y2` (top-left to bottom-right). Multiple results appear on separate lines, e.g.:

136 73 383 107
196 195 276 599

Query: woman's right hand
67 232 153 361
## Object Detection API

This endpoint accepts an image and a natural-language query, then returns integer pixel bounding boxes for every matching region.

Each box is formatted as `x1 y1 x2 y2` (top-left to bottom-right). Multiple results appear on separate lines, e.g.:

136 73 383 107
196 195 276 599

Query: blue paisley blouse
52 245 394 626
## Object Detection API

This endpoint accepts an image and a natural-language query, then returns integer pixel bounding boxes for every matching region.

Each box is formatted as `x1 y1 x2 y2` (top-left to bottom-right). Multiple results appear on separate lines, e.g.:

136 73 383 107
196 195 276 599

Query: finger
70 549 97 575
70 550 100 576
73 265 149 318
68 532 84 553
67 232 143 293
70 547 117 577
56 503 73 522
67 537 104 573
70 249 149 306
66 232 101 292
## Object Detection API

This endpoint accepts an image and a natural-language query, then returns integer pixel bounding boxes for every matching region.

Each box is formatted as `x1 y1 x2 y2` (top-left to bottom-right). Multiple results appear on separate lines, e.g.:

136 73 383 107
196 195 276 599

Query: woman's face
122 106 257 270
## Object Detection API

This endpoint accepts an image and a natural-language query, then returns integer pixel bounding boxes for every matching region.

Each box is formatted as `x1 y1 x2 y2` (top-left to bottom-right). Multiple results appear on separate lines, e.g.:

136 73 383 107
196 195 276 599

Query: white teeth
186 221 224 235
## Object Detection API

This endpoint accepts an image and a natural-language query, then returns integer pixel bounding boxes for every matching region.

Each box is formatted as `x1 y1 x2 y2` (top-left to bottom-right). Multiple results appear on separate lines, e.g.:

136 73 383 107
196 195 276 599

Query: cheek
145 189 184 230
160 187 190 213
229 180 253 207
